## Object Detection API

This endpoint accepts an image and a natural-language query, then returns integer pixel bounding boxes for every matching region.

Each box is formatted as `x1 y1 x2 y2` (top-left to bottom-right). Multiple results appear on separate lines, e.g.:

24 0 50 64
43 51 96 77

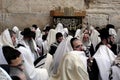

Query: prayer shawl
0 29 14 48
0 67 12 80
52 35 73 74
17 46 49 80
0 47 8 64
110 53 120 80
93 45 116 80
50 51 89 80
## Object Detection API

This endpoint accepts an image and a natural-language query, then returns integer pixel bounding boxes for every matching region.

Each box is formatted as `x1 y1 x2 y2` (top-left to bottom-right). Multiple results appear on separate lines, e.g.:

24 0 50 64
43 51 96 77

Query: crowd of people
0 23 120 80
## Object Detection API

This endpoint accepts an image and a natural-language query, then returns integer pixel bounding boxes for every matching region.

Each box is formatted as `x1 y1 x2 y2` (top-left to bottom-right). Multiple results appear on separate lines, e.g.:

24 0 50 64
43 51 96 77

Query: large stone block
87 14 109 27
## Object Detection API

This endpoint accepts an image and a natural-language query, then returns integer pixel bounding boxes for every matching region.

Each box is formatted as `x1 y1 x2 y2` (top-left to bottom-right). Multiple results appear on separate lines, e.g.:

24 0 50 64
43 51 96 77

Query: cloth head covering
0 47 8 64
74 29 81 37
35 27 42 40
50 51 89 80
12 26 19 33
55 23 64 34
52 35 73 74
117 29 120 43
93 45 116 80
46 29 57 49
109 28 117 36
89 25 101 50
0 29 14 48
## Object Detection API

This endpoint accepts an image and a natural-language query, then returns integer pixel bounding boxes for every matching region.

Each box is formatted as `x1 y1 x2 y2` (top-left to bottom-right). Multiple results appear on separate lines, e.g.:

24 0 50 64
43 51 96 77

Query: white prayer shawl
47 29 57 50
93 45 116 80
49 51 89 80
0 47 8 64
0 29 14 48
90 26 101 50
0 67 12 80
110 66 120 80
17 46 49 80
74 29 81 37
19 39 37 61
35 28 42 40
52 35 73 74
55 23 64 32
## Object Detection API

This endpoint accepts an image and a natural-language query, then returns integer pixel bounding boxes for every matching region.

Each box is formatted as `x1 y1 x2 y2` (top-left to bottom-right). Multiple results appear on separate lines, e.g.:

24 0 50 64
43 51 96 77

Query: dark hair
3 46 21 64
11 76 21 80
32 24 38 30
70 37 78 49
8 29 16 38
56 32 63 39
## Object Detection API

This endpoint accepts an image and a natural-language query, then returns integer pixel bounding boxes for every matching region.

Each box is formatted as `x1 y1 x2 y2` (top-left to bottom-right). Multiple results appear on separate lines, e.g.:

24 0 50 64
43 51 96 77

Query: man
49 32 63 56
2 46 26 80
50 38 89 80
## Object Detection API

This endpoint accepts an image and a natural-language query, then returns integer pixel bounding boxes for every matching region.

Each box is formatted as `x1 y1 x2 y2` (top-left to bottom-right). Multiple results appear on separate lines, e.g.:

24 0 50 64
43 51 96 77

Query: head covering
21 28 34 37
46 29 57 49
43 26 51 31
74 29 81 37
12 26 19 33
0 29 14 48
55 23 64 33
52 35 73 74
93 45 116 80
0 47 8 64
50 51 89 80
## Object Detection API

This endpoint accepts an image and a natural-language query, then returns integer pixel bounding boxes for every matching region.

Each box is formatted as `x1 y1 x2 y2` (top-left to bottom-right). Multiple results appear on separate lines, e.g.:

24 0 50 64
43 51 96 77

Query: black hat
99 28 110 39
21 27 34 37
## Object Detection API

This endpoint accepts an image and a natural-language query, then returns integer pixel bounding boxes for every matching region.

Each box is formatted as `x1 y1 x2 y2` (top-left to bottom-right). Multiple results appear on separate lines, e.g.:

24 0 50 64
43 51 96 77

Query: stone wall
0 0 120 32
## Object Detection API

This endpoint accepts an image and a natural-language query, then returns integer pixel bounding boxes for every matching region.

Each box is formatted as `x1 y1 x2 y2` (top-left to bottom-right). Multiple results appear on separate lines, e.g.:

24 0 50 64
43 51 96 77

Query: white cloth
20 38 39 60
52 35 73 74
0 29 14 48
0 47 8 64
17 46 49 80
0 67 12 80
74 29 81 37
49 51 89 80
89 26 101 50
93 45 116 80
110 66 120 80
35 28 42 40
117 29 120 43
47 29 57 50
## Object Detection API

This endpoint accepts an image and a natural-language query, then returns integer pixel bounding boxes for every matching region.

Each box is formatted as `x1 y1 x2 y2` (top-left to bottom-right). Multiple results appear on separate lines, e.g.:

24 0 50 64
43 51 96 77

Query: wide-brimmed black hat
99 28 110 39
21 27 34 37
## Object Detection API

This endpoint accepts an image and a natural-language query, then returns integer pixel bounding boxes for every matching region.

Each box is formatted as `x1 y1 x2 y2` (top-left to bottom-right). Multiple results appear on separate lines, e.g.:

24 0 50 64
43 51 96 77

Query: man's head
70 38 83 51
56 32 63 43
3 46 23 71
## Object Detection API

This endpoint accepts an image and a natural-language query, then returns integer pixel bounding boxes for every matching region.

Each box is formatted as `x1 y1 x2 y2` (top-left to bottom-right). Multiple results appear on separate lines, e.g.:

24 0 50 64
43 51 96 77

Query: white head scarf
0 47 8 64
52 35 73 74
46 29 57 49
35 27 42 40
12 26 19 33
74 29 81 37
0 29 14 48
93 45 116 80
89 25 101 50
55 23 64 33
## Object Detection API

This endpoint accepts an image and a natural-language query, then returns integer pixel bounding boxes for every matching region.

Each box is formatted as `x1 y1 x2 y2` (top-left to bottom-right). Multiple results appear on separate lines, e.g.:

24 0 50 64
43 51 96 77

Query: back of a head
2 46 21 64
32 24 38 30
